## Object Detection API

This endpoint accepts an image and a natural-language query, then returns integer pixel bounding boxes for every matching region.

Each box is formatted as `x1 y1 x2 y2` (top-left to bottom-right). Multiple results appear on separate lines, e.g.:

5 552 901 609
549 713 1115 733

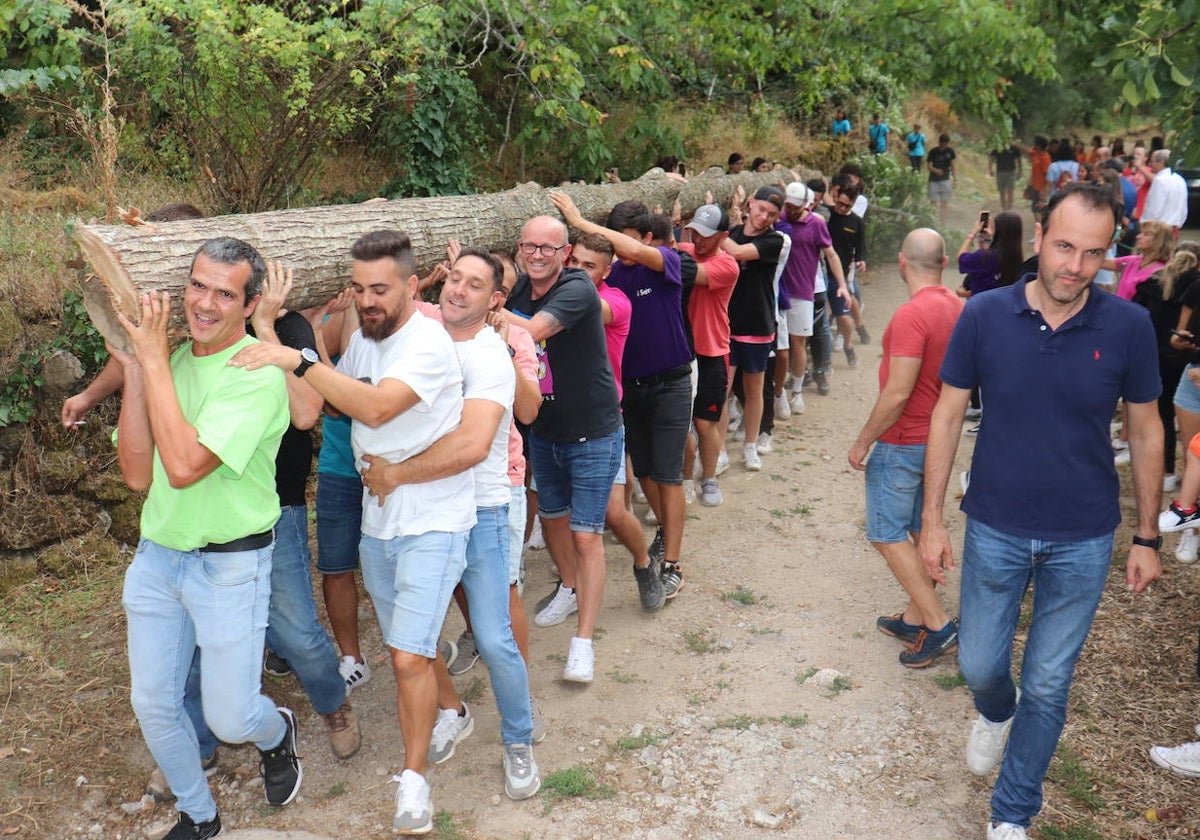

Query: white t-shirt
337 310 475 539
454 327 515 507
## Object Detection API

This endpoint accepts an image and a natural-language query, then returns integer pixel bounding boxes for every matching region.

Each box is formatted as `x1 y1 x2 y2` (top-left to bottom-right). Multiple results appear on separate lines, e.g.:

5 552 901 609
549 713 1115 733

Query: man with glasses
500 216 624 683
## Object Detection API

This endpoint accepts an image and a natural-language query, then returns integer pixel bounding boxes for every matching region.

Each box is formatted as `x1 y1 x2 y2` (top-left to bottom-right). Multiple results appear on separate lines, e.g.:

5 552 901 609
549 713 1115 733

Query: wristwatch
294 347 319 378
1132 534 1163 551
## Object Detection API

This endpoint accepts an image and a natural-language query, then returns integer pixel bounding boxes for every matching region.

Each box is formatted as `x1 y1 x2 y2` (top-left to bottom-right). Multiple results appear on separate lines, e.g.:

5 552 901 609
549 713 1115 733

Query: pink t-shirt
597 282 632 399
1114 255 1165 301
506 324 537 486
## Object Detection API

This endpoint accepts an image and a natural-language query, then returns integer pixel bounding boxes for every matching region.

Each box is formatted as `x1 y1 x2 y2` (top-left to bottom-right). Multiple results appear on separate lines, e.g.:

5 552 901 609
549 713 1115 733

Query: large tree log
74 166 811 351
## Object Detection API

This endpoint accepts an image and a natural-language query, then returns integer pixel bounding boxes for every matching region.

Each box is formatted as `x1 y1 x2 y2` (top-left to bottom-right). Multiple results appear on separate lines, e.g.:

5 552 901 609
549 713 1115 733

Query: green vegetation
540 766 615 811
723 587 760 606
1040 824 1105 840
932 671 968 690
614 731 664 751
684 629 716 654
1047 747 1108 812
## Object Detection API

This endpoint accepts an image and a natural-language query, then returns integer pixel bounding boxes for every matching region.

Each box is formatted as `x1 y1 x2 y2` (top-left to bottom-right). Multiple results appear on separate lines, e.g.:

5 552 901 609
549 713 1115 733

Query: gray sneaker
448 631 479 676
427 703 474 765
530 697 547 743
633 557 666 611
649 528 665 564
392 769 433 834
699 477 723 507
502 743 541 800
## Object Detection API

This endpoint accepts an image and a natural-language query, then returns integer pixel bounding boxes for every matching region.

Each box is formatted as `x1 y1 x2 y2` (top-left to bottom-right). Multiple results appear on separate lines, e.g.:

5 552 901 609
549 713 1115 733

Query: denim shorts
1175 364 1200 414
359 531 468 658
315 473 363 574
865 442 925 543
729 339 773 374
529 426 623 533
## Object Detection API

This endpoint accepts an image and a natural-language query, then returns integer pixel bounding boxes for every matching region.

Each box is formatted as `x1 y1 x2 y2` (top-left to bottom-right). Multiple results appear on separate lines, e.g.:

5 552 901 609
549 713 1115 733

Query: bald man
847 229 964 668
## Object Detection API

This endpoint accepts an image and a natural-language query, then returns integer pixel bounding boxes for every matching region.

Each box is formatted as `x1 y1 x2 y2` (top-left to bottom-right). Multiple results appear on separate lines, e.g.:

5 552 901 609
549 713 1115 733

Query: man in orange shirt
1027 136 1051 215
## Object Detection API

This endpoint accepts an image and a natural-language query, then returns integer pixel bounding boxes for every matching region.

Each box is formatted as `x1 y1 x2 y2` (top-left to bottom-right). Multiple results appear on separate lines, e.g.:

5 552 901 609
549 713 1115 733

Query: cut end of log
73 226 140 353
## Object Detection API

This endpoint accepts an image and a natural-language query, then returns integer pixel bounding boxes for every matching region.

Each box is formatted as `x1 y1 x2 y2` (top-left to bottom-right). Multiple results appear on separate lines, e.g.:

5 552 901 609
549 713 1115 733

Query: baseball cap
685 204 729 237
753 185 785 209
784 182 812 207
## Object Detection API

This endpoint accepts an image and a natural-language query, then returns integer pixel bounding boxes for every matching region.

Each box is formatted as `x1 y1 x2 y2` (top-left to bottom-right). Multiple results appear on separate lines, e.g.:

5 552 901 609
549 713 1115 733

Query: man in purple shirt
774 182 849 416
551 192 693 601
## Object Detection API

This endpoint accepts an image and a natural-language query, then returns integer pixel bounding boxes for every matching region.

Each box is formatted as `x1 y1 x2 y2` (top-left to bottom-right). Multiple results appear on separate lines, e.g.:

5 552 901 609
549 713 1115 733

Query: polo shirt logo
1094 349 1100 360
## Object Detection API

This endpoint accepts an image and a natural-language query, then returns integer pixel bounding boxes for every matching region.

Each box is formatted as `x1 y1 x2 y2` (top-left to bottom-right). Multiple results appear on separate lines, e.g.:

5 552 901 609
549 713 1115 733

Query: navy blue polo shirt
940 277 1160 541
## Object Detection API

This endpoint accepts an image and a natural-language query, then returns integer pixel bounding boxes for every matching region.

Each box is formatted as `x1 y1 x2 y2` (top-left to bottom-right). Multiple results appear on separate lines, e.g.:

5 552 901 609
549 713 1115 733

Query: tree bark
74 166 809 350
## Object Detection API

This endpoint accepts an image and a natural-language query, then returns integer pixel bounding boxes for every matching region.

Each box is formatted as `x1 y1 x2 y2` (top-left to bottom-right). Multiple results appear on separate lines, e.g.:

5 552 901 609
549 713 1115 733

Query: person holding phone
956 212 1024 298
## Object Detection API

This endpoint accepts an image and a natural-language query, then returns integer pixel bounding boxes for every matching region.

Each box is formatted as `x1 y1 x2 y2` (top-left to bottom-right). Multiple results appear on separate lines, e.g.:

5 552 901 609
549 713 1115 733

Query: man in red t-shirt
678 204 740 506
847 228 964 669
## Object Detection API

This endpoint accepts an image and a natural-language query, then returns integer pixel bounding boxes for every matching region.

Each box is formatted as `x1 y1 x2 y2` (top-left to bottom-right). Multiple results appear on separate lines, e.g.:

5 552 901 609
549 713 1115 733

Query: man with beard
233 230 473 834
918 183 1163 840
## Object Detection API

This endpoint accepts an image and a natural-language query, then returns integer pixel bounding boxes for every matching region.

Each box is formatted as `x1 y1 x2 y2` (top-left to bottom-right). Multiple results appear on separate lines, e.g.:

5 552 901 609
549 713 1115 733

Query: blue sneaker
876 613 922 644
899 620 959 669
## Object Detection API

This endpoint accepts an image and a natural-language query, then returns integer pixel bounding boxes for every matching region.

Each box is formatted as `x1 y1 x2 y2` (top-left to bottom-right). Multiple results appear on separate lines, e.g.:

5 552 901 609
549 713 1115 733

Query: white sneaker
789 390 806 415
392 769 433 835
756 432 773 453
338 655 371 695
987 822 1028 840
727 397 743 424
1114 449 1131 466
960 471 971 494
699 477 723 507
1164 474 1180 492
966 703 1017 775
524 518 545 551
774 393 791 420
1111 438 1129 451
682 479 696 505
643 506 659 525
743 444 762 471
715 449 730 476
1149 740 1200 777
833 334 844 351
427 703 474 764
533 583 578 627
530 697 547 743
1177 528 1200 563
563 637 594 683
503 743 541 800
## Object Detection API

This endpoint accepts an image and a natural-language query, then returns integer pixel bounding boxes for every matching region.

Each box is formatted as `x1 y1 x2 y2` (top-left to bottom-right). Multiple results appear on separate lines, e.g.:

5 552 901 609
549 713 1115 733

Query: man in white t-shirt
231 230 473 835
362 250 541 803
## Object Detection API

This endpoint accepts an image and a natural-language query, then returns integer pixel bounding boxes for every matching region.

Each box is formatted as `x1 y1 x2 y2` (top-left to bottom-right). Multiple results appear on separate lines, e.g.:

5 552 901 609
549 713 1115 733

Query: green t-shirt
140 334 288 550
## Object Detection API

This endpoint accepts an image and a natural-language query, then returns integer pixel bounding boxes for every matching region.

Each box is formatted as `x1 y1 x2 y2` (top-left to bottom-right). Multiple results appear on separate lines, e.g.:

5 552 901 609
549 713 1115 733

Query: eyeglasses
517 242 567 257
835 200 854 210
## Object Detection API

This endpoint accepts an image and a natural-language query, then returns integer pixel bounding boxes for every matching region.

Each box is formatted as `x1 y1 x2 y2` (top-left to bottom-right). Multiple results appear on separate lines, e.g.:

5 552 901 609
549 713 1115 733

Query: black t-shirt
248 311 316 507
676 247 698 353
1176 270 1200 363
828 211 866 273
727 225 784 337
928 146 956 182
507 268 621 443
990 145 1022 173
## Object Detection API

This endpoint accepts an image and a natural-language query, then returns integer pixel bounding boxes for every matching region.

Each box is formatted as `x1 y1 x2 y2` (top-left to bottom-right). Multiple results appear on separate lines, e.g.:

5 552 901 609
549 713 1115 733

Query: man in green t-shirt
112 238 300 840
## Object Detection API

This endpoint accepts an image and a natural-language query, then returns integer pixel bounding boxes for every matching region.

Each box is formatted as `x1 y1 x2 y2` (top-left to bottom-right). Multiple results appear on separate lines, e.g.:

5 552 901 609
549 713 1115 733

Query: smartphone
979 211 990 228
1172 329 1193 340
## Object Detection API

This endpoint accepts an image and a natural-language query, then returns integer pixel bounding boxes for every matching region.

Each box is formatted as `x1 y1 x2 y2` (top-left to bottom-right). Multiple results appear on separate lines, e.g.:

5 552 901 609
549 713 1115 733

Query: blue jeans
316 473 364 574
462 505 532 744
360 530 468 658
864 442 924 543
957 518 1114 827
123 538 285 822
265 505 346 715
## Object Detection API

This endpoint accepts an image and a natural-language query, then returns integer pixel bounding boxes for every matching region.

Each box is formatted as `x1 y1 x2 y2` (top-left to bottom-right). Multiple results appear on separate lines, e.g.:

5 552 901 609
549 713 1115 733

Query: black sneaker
163 812 222 840
876 613 922 644
661 562 684 600
814 369 830 396
534 580 563 614
259 707 302 806
264 651 292 677
899 620 959 669
649 528 665 564
633 557 666 611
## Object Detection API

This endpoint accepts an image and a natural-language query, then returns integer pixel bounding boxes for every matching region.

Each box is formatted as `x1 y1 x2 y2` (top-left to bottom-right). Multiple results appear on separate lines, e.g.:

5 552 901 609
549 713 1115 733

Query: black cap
753 185 785 209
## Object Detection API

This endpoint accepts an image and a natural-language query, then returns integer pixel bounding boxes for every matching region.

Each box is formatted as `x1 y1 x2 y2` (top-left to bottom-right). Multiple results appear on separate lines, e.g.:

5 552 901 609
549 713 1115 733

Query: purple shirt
608 246 692 379
775 213 832 303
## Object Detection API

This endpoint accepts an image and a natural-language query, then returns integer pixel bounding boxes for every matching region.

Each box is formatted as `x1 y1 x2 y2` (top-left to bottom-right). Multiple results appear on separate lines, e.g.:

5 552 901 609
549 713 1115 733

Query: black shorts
692 354 729 422
621 367 693 483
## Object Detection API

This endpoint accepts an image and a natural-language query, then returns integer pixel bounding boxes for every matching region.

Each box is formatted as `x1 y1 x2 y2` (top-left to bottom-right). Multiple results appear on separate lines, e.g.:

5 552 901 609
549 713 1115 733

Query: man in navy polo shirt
918 182 1163 840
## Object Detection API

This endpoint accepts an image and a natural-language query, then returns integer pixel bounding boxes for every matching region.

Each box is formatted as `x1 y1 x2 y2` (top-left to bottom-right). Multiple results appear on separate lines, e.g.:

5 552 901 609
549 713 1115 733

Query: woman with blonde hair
1109 220 1174 300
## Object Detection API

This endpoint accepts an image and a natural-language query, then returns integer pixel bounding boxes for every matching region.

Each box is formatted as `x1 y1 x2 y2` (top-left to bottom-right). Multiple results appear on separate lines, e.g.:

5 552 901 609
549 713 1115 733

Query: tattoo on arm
540 311 564 339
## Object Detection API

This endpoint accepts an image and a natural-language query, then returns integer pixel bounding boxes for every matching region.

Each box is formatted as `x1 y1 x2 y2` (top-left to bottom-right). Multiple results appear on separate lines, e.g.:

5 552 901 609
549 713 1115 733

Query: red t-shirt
878 285 964 445
597 282 631 399
677 242 739 358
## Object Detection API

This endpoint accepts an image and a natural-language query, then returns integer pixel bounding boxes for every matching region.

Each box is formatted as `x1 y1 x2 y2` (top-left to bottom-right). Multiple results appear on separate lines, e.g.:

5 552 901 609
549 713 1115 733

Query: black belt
625 363 691 387
201 530 273 553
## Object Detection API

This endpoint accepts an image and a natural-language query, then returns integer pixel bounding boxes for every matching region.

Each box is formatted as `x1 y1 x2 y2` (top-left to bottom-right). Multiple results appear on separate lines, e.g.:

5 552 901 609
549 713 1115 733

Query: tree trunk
74 167 809 350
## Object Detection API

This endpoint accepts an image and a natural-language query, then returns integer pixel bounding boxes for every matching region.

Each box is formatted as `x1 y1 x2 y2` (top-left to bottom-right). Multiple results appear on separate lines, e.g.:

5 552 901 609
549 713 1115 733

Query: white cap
784 182 812 207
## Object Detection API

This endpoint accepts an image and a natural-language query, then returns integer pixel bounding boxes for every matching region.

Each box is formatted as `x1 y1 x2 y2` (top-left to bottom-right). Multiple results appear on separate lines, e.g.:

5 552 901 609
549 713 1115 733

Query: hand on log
117 292 173 371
